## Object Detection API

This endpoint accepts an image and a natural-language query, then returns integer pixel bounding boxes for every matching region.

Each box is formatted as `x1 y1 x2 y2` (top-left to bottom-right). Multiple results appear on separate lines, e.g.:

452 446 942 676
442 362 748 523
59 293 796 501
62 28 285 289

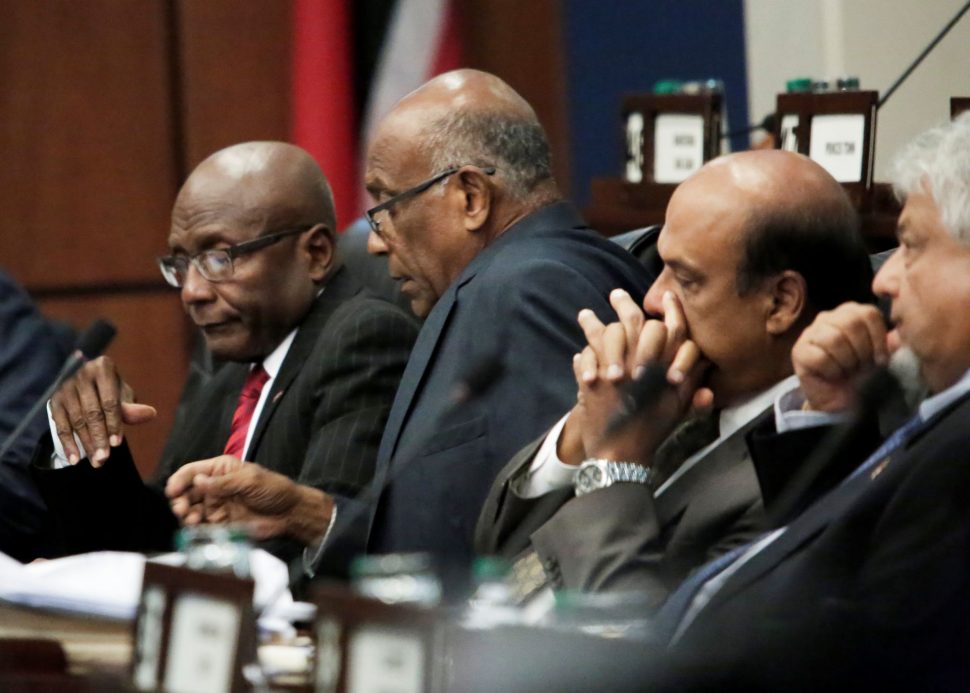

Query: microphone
0 319 117 464
315 353 505 575
605 361 670 436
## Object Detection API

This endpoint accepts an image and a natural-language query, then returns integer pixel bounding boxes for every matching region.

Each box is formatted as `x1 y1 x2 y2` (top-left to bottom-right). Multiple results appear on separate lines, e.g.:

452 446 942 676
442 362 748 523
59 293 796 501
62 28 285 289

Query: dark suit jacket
0 269 72 560
328 202 652 571
32 268 418 564
658 392 970 691
476 410 769 609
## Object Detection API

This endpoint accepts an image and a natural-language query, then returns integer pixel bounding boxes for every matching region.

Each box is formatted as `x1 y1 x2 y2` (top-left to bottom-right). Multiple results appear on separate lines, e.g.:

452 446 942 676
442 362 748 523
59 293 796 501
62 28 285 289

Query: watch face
577 464 603 493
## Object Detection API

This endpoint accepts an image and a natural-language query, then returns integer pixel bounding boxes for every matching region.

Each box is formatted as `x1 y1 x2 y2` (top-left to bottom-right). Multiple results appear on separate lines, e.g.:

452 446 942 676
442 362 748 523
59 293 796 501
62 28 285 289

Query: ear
304 224 336 282
765 270 806 336
454 167 493 233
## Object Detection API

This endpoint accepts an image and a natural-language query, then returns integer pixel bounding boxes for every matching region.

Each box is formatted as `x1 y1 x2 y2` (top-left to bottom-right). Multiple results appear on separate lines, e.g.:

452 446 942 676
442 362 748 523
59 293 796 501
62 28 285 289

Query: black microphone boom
75 319 117 362
0 319 117 464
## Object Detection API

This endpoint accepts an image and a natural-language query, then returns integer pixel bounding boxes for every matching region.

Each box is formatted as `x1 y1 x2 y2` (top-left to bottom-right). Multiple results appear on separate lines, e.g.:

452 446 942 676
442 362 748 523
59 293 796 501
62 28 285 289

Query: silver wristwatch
573 459 653 497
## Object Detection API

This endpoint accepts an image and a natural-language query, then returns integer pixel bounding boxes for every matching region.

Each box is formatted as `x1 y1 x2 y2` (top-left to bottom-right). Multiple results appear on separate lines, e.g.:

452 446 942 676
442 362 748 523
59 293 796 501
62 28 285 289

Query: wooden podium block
587 92 722 235
312 584 441 693
132 563 256 693
775 90 878 209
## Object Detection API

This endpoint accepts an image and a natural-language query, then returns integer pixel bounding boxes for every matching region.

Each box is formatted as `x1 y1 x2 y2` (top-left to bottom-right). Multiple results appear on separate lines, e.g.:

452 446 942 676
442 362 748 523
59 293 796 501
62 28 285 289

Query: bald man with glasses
32 141 418 569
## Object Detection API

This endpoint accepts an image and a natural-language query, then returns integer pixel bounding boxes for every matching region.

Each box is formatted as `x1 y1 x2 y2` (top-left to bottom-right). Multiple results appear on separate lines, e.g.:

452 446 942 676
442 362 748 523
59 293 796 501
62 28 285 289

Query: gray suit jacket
475 409 770 609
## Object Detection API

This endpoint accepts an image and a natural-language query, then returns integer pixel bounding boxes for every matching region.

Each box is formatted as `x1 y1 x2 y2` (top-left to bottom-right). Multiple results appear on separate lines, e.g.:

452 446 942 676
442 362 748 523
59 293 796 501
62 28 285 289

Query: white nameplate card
809 114 866 182
164 594 241 693
346 626 425 693
133 562 254 693
653 113 705 183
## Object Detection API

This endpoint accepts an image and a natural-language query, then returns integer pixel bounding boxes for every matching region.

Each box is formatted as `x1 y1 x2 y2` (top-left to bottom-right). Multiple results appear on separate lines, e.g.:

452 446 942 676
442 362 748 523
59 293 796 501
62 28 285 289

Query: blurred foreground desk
313 585 653 692
0 599 131 690
0 599 131 675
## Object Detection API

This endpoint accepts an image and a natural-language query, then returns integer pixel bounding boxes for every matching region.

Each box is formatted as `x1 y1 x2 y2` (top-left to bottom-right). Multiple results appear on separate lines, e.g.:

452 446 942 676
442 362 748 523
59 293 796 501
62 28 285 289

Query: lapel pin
272 389 284 403
870 457 891 479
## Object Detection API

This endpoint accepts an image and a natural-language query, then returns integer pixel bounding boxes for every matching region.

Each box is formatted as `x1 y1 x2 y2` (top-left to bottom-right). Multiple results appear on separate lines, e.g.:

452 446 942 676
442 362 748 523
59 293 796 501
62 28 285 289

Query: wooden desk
0 600 131 677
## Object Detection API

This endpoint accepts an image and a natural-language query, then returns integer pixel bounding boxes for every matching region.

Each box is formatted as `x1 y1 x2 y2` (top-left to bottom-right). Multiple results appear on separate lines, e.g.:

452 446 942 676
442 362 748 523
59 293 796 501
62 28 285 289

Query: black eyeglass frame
157 225 313 288
365 165 496 236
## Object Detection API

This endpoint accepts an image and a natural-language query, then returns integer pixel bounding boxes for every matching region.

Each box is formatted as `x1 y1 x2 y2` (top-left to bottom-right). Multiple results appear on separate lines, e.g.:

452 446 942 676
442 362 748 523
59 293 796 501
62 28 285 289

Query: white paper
653 113 705 183
0 548 291 621
809 114 866 182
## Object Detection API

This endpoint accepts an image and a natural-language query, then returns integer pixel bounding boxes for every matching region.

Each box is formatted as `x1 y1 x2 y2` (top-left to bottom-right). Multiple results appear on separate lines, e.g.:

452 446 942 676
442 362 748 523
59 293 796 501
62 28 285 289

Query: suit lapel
374 202 586 469
247 268 361 456
376 281 462 468
702 409 946 611
655 408 770 525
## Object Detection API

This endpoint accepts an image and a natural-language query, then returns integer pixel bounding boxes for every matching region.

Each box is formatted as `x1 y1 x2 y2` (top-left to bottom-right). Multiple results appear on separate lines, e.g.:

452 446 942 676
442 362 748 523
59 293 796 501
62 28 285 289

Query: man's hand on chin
792 302 889 413
165 455 333 546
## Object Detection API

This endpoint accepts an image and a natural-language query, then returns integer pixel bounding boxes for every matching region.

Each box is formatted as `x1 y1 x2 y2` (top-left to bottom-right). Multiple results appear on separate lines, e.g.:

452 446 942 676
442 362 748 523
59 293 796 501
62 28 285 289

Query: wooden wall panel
1 0 569 479
458 0 571 195
176 0 292 170
37 293 190 480
0 0 178 290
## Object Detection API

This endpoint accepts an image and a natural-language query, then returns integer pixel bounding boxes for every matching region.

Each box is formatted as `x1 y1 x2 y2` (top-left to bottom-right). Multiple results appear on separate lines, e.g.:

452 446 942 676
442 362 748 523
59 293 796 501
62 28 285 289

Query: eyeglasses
157 226 311 288
365 165 496 236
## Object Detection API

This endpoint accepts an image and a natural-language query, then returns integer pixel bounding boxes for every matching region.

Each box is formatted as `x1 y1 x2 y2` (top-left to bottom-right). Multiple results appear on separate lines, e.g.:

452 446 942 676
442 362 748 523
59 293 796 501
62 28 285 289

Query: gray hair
891 111 970 242
422 110 553 201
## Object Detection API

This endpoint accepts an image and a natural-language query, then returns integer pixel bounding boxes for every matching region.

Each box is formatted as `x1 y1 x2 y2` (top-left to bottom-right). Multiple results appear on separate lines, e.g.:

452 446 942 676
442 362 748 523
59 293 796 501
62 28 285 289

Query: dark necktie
223 365 270 459
652 411 721 487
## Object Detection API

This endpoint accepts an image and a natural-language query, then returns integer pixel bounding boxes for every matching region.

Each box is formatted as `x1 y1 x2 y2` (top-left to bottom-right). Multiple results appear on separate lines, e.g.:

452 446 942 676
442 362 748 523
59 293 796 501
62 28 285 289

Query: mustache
888 346 928 409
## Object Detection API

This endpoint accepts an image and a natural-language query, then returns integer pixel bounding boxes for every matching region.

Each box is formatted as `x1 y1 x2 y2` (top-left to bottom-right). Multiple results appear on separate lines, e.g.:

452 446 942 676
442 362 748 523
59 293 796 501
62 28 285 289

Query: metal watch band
574 459 653 497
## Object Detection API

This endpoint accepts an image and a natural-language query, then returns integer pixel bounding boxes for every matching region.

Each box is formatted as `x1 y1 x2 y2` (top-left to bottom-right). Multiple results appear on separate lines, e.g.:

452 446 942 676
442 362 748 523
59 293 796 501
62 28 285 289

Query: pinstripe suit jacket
32 268 419 562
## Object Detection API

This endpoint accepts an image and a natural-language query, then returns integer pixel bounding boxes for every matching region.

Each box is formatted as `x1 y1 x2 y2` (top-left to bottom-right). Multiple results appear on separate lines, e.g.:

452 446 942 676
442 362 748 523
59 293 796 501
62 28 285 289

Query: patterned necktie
222 365 270 459
652 411 721 487
847 413 923 480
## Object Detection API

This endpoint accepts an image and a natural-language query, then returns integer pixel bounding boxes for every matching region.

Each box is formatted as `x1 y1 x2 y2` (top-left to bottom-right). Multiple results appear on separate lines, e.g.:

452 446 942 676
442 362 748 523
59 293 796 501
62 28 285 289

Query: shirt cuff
514 414 578 499
302 503 338 578
774 387 850 433
47 401 85 469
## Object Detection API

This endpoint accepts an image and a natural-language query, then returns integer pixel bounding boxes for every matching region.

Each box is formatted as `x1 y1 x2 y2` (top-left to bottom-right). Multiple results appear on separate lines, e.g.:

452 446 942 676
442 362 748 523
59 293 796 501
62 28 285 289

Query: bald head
167 141 338 361
396 69 538 122
176 141 336 235
680 149 872 314
372 69 557 205
689 149 852 227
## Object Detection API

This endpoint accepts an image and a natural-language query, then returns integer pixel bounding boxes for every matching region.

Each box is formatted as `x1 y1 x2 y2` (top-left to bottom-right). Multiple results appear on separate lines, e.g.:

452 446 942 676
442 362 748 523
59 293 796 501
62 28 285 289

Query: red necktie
222 365 270 459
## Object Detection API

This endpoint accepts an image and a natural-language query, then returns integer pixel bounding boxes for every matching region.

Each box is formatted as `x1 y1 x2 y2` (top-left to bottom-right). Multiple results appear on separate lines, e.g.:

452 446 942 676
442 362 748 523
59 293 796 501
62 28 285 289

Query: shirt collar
918 367 970 422
719 374 800 438
258 329 297 379
255 287 325 379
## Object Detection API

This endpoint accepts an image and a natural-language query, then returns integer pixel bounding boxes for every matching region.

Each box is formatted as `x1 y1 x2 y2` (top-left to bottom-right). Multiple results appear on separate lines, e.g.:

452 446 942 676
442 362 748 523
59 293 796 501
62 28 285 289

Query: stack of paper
0 549 293 621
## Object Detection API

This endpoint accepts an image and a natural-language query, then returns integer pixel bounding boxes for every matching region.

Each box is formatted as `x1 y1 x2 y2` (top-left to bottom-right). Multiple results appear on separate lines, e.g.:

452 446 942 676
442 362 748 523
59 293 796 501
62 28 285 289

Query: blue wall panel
562 0 750 207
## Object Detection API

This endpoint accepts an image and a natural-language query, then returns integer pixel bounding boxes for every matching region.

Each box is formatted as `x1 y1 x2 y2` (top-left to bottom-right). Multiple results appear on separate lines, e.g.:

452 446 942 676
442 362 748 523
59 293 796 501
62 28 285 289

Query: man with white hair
643 112 970 689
